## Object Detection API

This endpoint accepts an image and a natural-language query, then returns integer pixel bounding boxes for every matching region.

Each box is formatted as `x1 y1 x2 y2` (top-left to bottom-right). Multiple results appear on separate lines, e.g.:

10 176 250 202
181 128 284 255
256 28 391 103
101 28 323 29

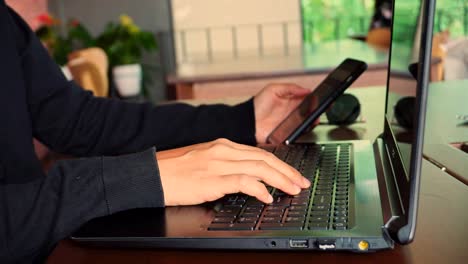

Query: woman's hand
253 83 310 143
156 138 310 206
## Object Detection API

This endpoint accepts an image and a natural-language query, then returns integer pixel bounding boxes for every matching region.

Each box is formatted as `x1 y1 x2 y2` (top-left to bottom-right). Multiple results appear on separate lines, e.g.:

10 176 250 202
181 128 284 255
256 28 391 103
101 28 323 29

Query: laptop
72 0 435 251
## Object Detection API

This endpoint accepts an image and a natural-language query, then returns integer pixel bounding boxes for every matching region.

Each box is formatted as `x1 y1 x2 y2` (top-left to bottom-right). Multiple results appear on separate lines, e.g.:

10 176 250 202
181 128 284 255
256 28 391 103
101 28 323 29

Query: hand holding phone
266 58 368 145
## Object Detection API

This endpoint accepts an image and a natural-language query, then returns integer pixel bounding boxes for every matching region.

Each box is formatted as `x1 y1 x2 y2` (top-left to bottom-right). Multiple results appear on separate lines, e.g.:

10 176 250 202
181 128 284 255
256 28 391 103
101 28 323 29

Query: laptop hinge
373 138 405 241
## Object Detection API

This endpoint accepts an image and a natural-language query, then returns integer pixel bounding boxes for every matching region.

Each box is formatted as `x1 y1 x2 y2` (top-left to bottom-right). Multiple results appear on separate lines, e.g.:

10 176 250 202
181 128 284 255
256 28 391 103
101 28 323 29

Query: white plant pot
61 65 73 81
113 64 142 97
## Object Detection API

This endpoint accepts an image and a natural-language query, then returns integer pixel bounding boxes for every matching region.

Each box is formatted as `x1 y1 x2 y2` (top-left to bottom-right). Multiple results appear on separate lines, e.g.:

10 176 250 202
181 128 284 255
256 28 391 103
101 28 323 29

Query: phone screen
266 58 367 145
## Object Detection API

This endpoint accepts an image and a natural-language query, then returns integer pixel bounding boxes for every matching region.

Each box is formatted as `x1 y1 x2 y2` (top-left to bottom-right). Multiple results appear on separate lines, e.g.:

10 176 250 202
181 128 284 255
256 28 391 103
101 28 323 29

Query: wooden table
423 79 468 184
47 86 468 263
47 160 468 263
167 40 389 100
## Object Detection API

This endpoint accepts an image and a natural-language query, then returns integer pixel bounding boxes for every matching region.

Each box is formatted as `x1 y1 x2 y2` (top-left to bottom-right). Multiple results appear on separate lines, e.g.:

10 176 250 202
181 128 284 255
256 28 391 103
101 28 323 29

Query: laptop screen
382 0 434 242
385 0 422 179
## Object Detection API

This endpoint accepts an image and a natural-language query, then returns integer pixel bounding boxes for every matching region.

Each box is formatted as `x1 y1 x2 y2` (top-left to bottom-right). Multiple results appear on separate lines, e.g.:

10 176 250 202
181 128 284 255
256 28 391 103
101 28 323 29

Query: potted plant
35 13 94 77
95 14 157 97
36 14 94 65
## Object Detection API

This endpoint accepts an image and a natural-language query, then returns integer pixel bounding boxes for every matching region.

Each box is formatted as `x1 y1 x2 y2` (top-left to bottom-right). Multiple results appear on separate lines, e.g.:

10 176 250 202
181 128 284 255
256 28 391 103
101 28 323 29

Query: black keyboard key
318 180 334 185
216 212 239 217
334 216 347 222
316 185 333 191
313 200 332 206
208 223 255 231
319 170 335 175
333 222 347 230
218 208 241 214
335 190 348 196
212 217 235 223
311 204 331 211
310 211 329 217
315 190 332 195
244 207 263 213
223 200 245 207
225 223 256 230
337 182 349 187
265 205 288 211
272 196 292 206
285 216 305 223
303 170 316 178
309 216 328 223
226 196 238 202
261 217 282 223
237 196 248 202
240 212 260 218
291 199 308 206
334 205 348 210
264 211 284 217
298 193 312 200
313 195 332 205
308 222 329 230
259 223 303 230
245 199 264 207
294 191 311 199
289 205 307 211
287 211 306 217
335 200 348 206
274 190 287 196
334 210 348 217
335 195 348 201
237 217 258 223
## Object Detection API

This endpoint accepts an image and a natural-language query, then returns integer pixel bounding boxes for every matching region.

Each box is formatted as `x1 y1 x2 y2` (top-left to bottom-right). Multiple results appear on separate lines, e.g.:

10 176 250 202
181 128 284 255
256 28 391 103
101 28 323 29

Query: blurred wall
49 0 175 102
172 0 302 62
49 0 171 35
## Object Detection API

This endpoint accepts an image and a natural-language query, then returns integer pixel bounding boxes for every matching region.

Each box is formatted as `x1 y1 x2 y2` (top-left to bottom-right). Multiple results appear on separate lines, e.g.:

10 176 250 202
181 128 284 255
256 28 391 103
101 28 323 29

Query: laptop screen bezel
382 0 435 244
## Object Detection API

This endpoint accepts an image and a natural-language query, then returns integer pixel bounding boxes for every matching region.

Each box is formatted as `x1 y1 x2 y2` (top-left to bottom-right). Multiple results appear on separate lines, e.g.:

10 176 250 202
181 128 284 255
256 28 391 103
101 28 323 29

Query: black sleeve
12 6 256 156
0 3 255 263
0 148 164 263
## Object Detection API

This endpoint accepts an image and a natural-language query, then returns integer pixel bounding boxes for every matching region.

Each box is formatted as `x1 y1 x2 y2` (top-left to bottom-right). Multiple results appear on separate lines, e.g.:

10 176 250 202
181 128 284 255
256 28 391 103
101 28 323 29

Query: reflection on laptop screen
386 0 423 178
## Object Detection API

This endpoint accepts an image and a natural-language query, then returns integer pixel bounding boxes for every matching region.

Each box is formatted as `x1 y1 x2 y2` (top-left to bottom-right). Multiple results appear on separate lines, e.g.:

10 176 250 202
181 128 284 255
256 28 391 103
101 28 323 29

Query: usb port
289 239 309 248
317 239 336 250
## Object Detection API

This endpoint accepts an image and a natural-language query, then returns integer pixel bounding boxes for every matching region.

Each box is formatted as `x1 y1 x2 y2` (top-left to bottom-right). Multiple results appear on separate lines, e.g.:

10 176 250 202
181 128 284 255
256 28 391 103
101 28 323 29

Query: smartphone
266 58 368 145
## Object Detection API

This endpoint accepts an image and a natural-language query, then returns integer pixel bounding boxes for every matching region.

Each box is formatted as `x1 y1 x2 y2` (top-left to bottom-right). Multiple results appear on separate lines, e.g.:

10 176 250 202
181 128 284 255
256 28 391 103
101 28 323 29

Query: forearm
0 148 163 263
4 2 256 156
33 82 257 156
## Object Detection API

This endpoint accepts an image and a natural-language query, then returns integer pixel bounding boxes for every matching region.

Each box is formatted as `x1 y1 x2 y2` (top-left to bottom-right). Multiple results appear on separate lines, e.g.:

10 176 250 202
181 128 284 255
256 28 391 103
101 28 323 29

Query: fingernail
267 194 274 203
303 177 311 187
294 185 301 193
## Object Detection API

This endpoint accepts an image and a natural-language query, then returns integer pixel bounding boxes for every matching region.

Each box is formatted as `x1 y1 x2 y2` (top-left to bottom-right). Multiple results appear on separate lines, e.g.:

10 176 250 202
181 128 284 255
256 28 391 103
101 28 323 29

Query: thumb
275 84 310 98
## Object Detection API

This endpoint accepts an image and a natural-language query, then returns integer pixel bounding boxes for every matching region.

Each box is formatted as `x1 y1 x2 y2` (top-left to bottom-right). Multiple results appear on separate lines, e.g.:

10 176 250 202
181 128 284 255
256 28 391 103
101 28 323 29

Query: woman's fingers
158 138 311 206
206 142 310 189
273 83 311 99
214 160 301 195
214 174 273 204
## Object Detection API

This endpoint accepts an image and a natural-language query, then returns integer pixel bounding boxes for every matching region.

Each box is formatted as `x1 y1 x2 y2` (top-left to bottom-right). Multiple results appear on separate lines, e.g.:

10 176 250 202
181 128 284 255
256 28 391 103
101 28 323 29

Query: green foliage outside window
391 0 420 47
390 0 467 73
301 0 468 45
434 0 467 37
392 0 467 49
301 0 374 44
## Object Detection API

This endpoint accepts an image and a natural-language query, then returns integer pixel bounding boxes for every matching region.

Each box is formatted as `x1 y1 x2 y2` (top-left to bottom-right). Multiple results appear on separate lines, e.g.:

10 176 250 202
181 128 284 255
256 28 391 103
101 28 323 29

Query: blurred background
5 0 468 103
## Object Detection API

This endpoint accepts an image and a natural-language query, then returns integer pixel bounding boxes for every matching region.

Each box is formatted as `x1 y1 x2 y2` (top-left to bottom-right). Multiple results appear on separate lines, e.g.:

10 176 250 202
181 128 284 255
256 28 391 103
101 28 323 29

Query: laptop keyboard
208 143 352 231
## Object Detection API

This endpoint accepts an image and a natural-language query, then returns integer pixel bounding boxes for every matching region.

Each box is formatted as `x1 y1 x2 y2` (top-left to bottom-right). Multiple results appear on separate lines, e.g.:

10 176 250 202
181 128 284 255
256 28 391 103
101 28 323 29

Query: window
301 0 374 44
